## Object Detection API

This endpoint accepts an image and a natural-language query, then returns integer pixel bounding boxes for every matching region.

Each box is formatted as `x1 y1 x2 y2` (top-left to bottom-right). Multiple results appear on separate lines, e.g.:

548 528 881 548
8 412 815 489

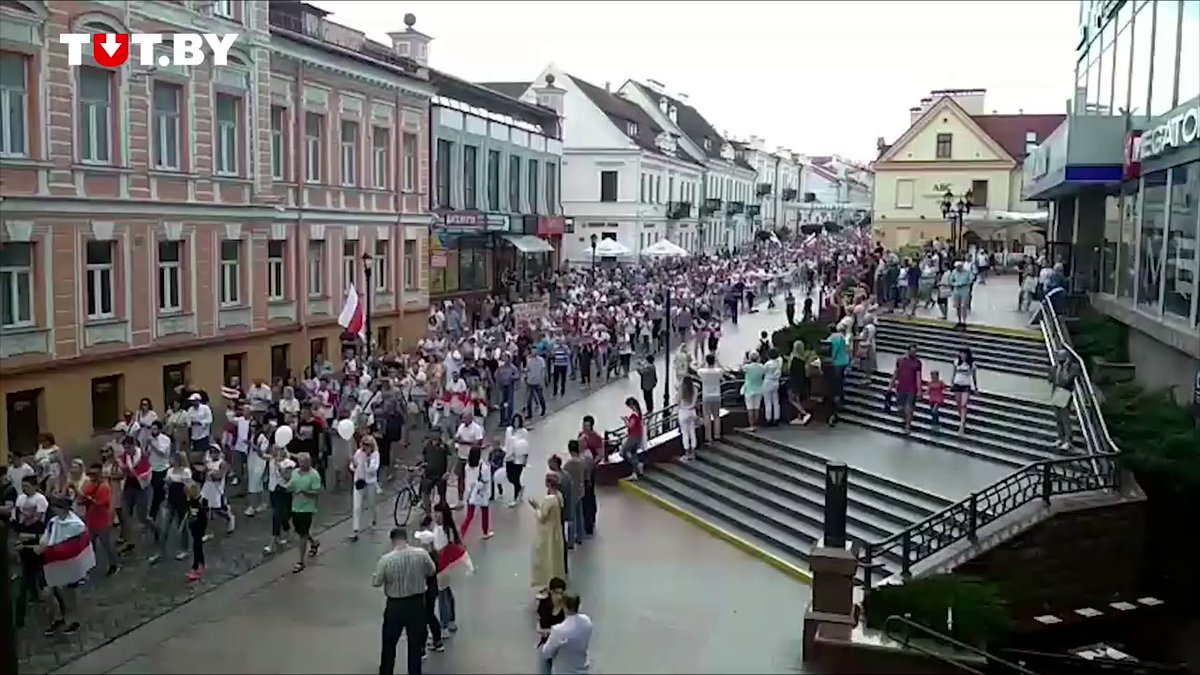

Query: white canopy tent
641 239 689 258
594 238 633 257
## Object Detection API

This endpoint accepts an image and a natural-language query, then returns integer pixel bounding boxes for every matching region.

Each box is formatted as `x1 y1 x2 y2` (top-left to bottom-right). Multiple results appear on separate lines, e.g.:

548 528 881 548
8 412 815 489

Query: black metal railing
1000 648 1189 674
860 453 1119 587
883 615 1036 675
602 403 680 455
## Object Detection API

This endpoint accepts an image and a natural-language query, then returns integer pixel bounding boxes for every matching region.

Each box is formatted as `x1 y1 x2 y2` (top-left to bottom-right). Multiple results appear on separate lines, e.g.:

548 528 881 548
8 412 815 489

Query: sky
311 0 1081 162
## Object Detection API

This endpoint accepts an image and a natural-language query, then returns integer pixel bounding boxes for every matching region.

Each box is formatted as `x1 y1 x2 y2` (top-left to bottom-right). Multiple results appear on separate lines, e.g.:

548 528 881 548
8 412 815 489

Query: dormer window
1024 130 1038 155
626 121 638 136
703 137 712 151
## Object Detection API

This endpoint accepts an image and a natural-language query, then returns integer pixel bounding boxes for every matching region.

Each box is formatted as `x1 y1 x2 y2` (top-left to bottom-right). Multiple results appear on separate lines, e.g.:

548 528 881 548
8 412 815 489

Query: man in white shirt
187 393 214 455
247 379 273 414
147 421 172 519
228 405 251 488
696 353 725 443
452 410 484 509
540 592 593 674
13 477 48 530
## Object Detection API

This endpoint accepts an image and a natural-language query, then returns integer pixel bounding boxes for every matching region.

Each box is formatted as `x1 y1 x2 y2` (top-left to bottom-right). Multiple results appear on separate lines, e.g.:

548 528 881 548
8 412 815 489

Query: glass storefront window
430 249 461 295
1118 184 1139 299
1099 21 1114 112
1163 162 1198 321
1149 0 1180 116
1113 18 1132 113
1138 171 1169 311
1130 1 1153 117
1180 0 1199 105
1087 56 1102 110
1102 194 1121 293
458 246 489 292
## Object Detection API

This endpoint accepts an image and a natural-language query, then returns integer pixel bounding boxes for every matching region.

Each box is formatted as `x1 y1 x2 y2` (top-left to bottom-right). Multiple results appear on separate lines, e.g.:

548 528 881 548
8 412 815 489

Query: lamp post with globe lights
940 189 973 255
361 251 374 360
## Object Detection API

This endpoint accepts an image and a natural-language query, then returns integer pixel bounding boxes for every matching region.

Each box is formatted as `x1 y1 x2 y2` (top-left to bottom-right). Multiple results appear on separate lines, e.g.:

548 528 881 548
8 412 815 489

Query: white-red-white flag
337 283 366 339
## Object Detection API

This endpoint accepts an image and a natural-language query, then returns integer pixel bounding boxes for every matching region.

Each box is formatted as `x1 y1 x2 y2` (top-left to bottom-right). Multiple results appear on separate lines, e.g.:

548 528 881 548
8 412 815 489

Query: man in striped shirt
374 527 436 675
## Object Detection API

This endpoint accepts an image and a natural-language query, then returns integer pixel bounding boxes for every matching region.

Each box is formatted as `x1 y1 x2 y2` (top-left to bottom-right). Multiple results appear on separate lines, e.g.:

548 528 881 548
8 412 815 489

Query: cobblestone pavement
17 363 634 674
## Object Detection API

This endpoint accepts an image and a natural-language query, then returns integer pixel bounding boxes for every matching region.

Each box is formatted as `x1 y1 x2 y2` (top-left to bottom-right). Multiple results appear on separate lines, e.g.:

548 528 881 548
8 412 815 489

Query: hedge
862 574 1012 648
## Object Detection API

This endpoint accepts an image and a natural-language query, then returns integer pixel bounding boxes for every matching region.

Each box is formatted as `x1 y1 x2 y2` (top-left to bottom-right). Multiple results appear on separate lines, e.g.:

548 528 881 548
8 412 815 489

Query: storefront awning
501 234 555 254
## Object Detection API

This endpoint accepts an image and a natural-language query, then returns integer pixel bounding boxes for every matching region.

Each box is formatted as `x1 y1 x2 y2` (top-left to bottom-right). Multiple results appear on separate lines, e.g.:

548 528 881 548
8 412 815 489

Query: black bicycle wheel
393 487 414 527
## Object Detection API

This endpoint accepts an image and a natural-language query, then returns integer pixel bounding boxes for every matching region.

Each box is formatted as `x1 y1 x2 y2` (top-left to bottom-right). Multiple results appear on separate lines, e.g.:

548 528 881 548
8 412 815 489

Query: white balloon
336 418 355 440
274 425 294 448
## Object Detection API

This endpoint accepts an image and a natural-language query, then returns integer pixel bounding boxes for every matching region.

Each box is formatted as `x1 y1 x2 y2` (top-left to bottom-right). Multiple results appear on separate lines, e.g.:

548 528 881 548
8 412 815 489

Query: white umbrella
641 239 689 258
594 238 633 257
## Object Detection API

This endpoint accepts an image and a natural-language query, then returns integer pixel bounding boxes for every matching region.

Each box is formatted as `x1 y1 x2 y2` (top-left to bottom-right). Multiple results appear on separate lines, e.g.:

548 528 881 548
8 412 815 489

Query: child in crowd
926 371 947 431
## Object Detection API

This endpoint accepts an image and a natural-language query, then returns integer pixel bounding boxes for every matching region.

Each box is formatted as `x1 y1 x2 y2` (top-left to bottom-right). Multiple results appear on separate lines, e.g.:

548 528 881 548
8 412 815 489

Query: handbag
354 478 367 490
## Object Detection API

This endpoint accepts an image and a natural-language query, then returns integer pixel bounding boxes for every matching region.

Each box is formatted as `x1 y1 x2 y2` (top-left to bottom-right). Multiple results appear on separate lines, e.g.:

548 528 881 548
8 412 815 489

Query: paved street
35 301 811 675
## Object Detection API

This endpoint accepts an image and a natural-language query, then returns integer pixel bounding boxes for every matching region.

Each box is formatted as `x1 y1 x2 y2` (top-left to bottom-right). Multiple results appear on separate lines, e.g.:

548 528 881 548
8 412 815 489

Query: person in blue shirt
550 341 571 398
827 329 851 425
948 261 975 328
740 352 766 429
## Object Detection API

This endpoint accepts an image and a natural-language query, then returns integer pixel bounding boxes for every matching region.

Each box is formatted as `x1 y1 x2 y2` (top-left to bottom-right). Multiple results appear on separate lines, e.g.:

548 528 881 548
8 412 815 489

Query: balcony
745 204 762 218
782 187 798 202
726 201 745 216
667 201 692 220
756 182 773 196
700 197 723 216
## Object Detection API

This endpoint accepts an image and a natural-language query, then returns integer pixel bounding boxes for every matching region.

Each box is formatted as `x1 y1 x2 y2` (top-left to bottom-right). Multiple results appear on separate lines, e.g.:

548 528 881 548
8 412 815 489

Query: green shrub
1102 382 1200 493
862 574 1012 648
1070 308 1129 365
896 244 923 262
772 321 831 361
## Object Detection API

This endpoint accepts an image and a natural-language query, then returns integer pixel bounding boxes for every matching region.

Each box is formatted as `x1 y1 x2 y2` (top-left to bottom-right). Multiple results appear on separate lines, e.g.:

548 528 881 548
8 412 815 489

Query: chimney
604 81 610 92
909 106 923 124
533 73 565 116
647 79 666 93
876 137 886 150
387 13 432 66
668 104 677 123
677 92 689 104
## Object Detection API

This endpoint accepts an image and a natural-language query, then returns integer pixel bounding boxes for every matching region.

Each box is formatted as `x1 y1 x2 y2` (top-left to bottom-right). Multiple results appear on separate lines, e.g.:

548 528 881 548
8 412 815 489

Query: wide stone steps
874 319 1049 378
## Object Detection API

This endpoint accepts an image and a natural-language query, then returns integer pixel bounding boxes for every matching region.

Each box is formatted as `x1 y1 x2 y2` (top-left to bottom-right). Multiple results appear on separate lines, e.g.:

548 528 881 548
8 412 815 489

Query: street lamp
361 251 374 360
940 189 973 254
589 233 598 272
662 286 673 411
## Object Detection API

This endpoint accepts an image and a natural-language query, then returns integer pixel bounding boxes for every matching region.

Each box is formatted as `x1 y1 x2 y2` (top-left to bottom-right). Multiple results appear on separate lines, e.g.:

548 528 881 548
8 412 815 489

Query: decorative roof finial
545 73 555 86
403 13 417 29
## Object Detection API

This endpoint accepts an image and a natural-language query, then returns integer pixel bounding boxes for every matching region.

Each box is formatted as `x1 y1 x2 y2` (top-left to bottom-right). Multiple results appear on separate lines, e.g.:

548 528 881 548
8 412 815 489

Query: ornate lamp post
589 233 598 271
361 251 374 360
940 189 973 254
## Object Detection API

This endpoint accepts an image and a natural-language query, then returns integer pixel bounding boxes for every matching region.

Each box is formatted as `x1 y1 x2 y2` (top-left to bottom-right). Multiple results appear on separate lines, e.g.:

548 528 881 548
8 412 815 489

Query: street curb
617 479 813 585
878 315 1041 340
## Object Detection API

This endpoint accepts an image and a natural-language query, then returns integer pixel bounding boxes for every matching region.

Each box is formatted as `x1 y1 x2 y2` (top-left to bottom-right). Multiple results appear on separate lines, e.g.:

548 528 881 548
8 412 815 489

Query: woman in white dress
460 446 494 539
245 421 271 516
677 378 699 461
199 446 235 541
349 435 380 541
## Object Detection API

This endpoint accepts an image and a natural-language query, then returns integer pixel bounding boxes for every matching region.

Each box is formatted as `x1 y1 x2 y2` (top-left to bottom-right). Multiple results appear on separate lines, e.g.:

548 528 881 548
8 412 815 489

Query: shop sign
1123 131 1142 180
537 216 565 237
430 252 448 269
513 298 549 325
437 211 511 233
1137 106 1200 161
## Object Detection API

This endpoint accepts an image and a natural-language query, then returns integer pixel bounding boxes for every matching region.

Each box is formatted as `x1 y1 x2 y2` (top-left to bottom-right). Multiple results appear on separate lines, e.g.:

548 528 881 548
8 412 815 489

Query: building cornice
872 160 1015 171
0 196 432 224
270 34 434 100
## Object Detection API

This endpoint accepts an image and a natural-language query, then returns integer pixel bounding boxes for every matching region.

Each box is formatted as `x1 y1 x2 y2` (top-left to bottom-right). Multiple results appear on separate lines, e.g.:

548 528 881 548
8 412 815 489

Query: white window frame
372 128 388 189
267 240 286 301
157 240 182 313
895 179 915 209
307 240 324 297
213 0 235 18
340 120 358 187
403 239 417 290
215 94 239 176
153 82 181 170
0 53 29 158
402 133 418 192
79 67 112 165
342 240 357 291
85 241 114 321
374 239 389 292
270 106 286 180
305 112 323 183
218 240 241 307
0 242 34 328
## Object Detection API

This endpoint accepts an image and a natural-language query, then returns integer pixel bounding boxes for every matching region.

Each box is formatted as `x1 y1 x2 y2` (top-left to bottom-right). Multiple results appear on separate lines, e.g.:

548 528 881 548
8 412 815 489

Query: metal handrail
860 450 1119 587
1001 647 1190 674
883 614 1037 675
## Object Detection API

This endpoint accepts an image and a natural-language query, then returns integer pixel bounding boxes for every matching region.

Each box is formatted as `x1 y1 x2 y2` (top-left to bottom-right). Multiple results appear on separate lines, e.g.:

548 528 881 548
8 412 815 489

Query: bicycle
393 463 426 527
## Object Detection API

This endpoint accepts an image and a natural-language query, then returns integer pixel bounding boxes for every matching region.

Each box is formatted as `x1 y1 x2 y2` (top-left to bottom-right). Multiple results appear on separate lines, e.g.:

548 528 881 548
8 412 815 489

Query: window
339 120 358 186
0 242 33 327
151 82 182 170
1179 0 1199 105
79 67 112 164
528 159 539 213
307 240 324 296
270 106 286 180
223 353 245 387
894 179 915 208
935 133 953 159
545 162 558 215
372 128 388 188
402 133 418 192
508 155 521 211
463 145 478 210
970 180 989 208
1024 131 1039 156
267 240 286 300
215 94 239 175
305 112 323 183
1163 162 1197 320
640 174 647 202
0 53 28 157
667 176 674 202
374 239 389 292
403 238 417 289
1113 14 1132 115
1137 170 1168 311
436 139 452 208
1130 2 1153 115
626 121 638 136
486 150 501 210
600 170 618 202
85 240 114 320
90 375 122 433
376 326 391 351
213 0 234 18
157 240 181 313
218 239 241 306
342 239 358 290
655 176 662 203
1149 0 1179 116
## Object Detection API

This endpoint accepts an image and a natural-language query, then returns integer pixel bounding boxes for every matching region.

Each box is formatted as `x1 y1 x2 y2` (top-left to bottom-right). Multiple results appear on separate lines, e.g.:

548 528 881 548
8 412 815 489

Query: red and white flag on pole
337 283 366 340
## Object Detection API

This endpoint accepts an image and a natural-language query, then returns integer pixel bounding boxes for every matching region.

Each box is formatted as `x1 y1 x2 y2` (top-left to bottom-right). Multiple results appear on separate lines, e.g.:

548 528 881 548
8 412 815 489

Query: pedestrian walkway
894 275 1039 336
51 301 810 675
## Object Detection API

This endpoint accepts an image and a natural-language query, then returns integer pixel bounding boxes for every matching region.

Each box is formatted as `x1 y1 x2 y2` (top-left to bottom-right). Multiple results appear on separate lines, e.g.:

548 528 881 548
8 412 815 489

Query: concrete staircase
874 318 1049 378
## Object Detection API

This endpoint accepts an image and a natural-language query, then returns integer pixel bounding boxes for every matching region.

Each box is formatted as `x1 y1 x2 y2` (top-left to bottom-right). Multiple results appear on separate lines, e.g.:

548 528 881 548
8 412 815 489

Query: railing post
862 547 874 589
901 530 912 578
1040 462 1053 505
967 493 978 542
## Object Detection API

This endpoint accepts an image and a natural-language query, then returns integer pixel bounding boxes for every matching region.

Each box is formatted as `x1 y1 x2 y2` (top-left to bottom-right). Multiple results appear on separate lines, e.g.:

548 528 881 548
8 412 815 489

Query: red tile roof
970 114 1065 161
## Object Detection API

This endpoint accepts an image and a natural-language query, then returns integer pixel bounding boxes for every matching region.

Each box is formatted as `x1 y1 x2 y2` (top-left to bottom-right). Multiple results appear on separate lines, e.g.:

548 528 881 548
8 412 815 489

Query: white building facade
737 136 804 231
798 160 873 227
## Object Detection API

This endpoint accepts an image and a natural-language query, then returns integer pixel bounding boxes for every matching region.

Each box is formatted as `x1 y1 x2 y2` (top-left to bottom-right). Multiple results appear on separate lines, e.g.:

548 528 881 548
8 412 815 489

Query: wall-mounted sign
1123 131 1142 180
436 211 511 233
1138 106 1199 160
537 216 565 237
932 183 953 193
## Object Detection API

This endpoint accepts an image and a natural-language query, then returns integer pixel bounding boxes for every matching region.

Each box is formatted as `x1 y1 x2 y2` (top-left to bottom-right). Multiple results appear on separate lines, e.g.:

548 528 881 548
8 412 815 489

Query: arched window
72 12 127 36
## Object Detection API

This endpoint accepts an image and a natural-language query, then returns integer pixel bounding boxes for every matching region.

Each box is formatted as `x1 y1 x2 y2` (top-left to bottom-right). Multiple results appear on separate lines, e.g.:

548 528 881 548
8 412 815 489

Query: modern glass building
1025 1 1197 394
